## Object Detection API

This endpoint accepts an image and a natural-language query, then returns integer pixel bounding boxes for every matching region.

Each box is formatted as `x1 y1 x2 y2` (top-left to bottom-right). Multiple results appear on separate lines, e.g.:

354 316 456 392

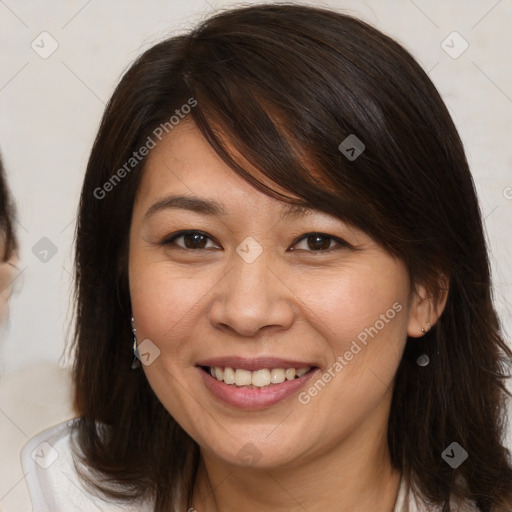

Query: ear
407 279 449 338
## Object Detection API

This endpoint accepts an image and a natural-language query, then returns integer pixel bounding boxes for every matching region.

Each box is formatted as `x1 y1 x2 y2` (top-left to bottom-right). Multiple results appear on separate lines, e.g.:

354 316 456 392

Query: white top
21 421 479 512
21 420 150 512
0 363 75 512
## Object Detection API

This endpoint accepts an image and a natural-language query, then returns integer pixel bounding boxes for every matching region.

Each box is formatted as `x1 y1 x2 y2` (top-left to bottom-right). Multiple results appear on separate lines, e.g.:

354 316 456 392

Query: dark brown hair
72 4 512 511
0 153 17 262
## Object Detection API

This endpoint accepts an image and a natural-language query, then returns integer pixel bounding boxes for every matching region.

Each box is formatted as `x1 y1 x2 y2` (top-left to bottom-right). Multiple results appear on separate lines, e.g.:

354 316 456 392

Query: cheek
292 266 409 445
128 256 212 429
131 273 193 335
128 251 223 361
131 274 200 341
300 262 410 357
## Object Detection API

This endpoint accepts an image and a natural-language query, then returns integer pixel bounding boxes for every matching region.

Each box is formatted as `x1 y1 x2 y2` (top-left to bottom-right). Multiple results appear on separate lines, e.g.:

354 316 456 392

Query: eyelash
160 230 351 253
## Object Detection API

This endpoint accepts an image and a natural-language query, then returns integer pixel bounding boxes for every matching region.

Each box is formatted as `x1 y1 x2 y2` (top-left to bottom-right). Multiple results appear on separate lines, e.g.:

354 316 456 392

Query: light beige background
1 1 511 510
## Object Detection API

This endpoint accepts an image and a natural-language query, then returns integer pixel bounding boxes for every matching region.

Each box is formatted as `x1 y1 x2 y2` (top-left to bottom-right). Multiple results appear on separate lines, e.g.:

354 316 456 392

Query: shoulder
21 420 153 512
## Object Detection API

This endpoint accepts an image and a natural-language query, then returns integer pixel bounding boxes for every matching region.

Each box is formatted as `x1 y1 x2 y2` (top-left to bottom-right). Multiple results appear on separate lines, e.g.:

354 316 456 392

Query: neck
191 413 401 512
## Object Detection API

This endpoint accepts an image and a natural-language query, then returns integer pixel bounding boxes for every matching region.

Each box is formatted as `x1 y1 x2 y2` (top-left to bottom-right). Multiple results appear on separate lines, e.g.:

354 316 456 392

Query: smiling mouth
199 365 316 389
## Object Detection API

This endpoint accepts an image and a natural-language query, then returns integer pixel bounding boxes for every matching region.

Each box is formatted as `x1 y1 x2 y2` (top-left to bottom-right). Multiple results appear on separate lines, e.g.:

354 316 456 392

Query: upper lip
196 357 317 371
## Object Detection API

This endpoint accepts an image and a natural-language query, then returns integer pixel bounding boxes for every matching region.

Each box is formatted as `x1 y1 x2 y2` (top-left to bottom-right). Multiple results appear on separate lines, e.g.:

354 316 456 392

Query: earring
131 316 141 370
416 353 429 366
417 321 431 366
420 321 432 333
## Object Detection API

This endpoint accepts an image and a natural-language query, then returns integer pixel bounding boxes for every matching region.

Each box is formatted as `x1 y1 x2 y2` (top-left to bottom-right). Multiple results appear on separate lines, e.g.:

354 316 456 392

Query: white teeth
296 368 308 378
235 369 252 386
223 367 235 385
207 366 311 387
270 368 286 384
285 368 296 380
252 369 271 387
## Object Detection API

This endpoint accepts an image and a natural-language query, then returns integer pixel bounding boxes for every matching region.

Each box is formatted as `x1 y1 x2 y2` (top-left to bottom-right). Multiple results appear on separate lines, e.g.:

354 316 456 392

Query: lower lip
198 367 319 409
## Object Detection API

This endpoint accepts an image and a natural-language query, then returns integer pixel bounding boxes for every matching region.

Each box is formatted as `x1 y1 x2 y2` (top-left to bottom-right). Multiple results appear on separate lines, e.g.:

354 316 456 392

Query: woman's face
129 120 428 470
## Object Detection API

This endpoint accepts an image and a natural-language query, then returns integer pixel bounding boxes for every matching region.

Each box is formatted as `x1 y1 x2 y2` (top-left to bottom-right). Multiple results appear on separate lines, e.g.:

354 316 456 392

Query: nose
208 252 296 337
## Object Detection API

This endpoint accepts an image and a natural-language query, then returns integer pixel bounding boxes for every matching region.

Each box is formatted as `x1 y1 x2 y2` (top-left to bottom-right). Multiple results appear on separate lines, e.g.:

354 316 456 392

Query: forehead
136 119 307 213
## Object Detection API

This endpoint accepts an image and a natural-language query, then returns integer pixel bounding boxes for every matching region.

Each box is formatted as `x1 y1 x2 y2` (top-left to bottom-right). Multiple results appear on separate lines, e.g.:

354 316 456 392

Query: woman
22 4 512 511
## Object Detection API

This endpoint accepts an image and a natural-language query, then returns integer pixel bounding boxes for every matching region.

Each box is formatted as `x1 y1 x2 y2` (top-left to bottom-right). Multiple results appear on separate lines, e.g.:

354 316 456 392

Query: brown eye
162 231 219 250
306 234 332 250
183 233 208 249
290 232 349 252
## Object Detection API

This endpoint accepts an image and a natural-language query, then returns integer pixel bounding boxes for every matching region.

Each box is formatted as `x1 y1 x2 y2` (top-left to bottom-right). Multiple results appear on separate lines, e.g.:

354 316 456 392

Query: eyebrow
143 194 314 221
